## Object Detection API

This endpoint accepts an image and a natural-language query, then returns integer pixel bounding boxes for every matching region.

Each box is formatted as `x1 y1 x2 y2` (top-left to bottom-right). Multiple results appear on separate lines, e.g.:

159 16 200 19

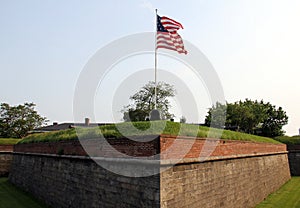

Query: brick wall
160 135 286 159
15 136 286 159
0 145 14 152
14 136 159 158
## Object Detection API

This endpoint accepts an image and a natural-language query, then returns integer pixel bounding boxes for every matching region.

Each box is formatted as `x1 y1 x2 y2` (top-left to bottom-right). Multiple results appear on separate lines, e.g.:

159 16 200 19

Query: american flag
156 15 187 54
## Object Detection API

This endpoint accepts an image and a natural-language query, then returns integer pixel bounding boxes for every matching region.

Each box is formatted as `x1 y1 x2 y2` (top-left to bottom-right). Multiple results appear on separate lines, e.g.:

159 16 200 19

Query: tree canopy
0 103 47 138
122 81 176 122
204 99 288 137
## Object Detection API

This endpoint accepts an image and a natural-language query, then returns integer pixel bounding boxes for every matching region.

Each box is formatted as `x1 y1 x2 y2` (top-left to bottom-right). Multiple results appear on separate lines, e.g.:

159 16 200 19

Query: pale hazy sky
1 0 300 135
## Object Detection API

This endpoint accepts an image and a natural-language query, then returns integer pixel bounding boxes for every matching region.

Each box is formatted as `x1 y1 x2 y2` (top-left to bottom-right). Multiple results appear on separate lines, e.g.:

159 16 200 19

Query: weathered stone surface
288 151 300 176
9 152 290 208
160 153 291 208
0 152 13 177
9 154 160 208
287 145 300 176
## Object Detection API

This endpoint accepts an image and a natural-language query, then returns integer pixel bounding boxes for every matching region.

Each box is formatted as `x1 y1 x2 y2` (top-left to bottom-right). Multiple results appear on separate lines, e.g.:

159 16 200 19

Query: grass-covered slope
274 135 300 145
19 121 280 144
256 177 300 208
0 138 21 145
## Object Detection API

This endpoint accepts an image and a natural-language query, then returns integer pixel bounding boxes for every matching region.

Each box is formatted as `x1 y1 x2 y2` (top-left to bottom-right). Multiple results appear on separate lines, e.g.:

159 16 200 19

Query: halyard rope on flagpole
154 8 158 110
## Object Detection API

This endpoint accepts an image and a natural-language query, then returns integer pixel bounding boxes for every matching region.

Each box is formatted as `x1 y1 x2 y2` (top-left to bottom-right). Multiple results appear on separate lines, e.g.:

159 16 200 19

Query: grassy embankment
0 178 48 208
0 139 21 145
256 177 300 208
19 121 280 144
273 135 300 145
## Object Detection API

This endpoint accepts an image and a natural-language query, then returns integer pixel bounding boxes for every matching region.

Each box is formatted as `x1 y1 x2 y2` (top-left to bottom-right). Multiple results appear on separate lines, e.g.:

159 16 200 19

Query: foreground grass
256 177 300 208
0 138 21 145
0 178 47 208
19 121 280 144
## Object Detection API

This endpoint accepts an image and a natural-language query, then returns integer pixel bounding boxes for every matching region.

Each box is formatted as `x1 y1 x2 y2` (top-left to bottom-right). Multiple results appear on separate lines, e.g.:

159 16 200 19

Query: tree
204 102 227 128
204 99 288 137
122 81 176 121
0 103 47 138
260 104 288 137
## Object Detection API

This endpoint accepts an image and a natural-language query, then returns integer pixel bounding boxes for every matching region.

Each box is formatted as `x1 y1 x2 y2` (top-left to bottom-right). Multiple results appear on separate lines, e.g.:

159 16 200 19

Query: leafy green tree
0 103 47 138
204 102 227 128
122 81 176 121
260 104 288 137
204 99 288 137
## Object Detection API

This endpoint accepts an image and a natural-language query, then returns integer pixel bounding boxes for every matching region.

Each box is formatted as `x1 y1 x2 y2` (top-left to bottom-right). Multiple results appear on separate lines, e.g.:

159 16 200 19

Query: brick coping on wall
13 135 287 159
12 151 288 166
0 145 14 152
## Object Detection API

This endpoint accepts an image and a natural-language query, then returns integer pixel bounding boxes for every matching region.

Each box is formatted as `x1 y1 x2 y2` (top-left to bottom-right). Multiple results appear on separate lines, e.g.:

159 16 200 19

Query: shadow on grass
0 178 48 208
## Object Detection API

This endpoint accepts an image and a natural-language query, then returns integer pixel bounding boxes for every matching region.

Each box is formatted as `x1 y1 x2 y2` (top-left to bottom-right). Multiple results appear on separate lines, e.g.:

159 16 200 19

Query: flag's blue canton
157 15 168 32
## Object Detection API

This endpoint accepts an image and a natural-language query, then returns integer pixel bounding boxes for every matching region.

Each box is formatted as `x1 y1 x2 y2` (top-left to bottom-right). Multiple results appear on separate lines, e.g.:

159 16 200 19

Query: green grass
0 138 21 145
274 135 300 145
0 178 48 208
18 121 280 144
256 177 300 208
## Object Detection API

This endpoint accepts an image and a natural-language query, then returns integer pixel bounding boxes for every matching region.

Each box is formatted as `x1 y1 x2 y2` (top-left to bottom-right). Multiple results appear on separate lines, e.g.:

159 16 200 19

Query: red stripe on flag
161 16 184 29
156 32 187 54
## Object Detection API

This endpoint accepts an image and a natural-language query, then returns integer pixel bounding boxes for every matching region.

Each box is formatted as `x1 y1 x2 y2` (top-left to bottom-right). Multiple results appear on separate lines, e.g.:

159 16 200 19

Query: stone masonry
9 153 160 208
0 152 13 177
287 145 300 176
0 145 14 177
160 153 290 208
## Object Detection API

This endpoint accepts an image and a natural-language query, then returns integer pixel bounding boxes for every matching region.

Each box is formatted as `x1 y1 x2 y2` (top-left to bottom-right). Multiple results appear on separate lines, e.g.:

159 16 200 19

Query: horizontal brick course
14 135 286 159
14 136 159 158
160 135 286 159
0 145 14 152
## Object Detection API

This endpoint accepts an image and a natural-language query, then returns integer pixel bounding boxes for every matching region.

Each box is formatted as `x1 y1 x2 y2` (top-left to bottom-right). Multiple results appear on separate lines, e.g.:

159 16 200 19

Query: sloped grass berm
274 135 300 145
0 138 21 145
19 121 280 144
14 121 285 159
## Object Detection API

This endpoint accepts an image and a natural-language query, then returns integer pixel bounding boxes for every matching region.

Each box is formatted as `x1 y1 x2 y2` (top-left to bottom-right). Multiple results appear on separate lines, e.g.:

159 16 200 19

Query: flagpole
154 8 158 110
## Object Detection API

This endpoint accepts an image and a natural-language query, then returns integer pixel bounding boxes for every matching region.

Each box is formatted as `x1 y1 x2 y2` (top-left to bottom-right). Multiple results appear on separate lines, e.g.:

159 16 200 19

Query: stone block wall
0 145 14 177
160 153 290 208
0 152 13 177
9 153 160 208
287 145 300 176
